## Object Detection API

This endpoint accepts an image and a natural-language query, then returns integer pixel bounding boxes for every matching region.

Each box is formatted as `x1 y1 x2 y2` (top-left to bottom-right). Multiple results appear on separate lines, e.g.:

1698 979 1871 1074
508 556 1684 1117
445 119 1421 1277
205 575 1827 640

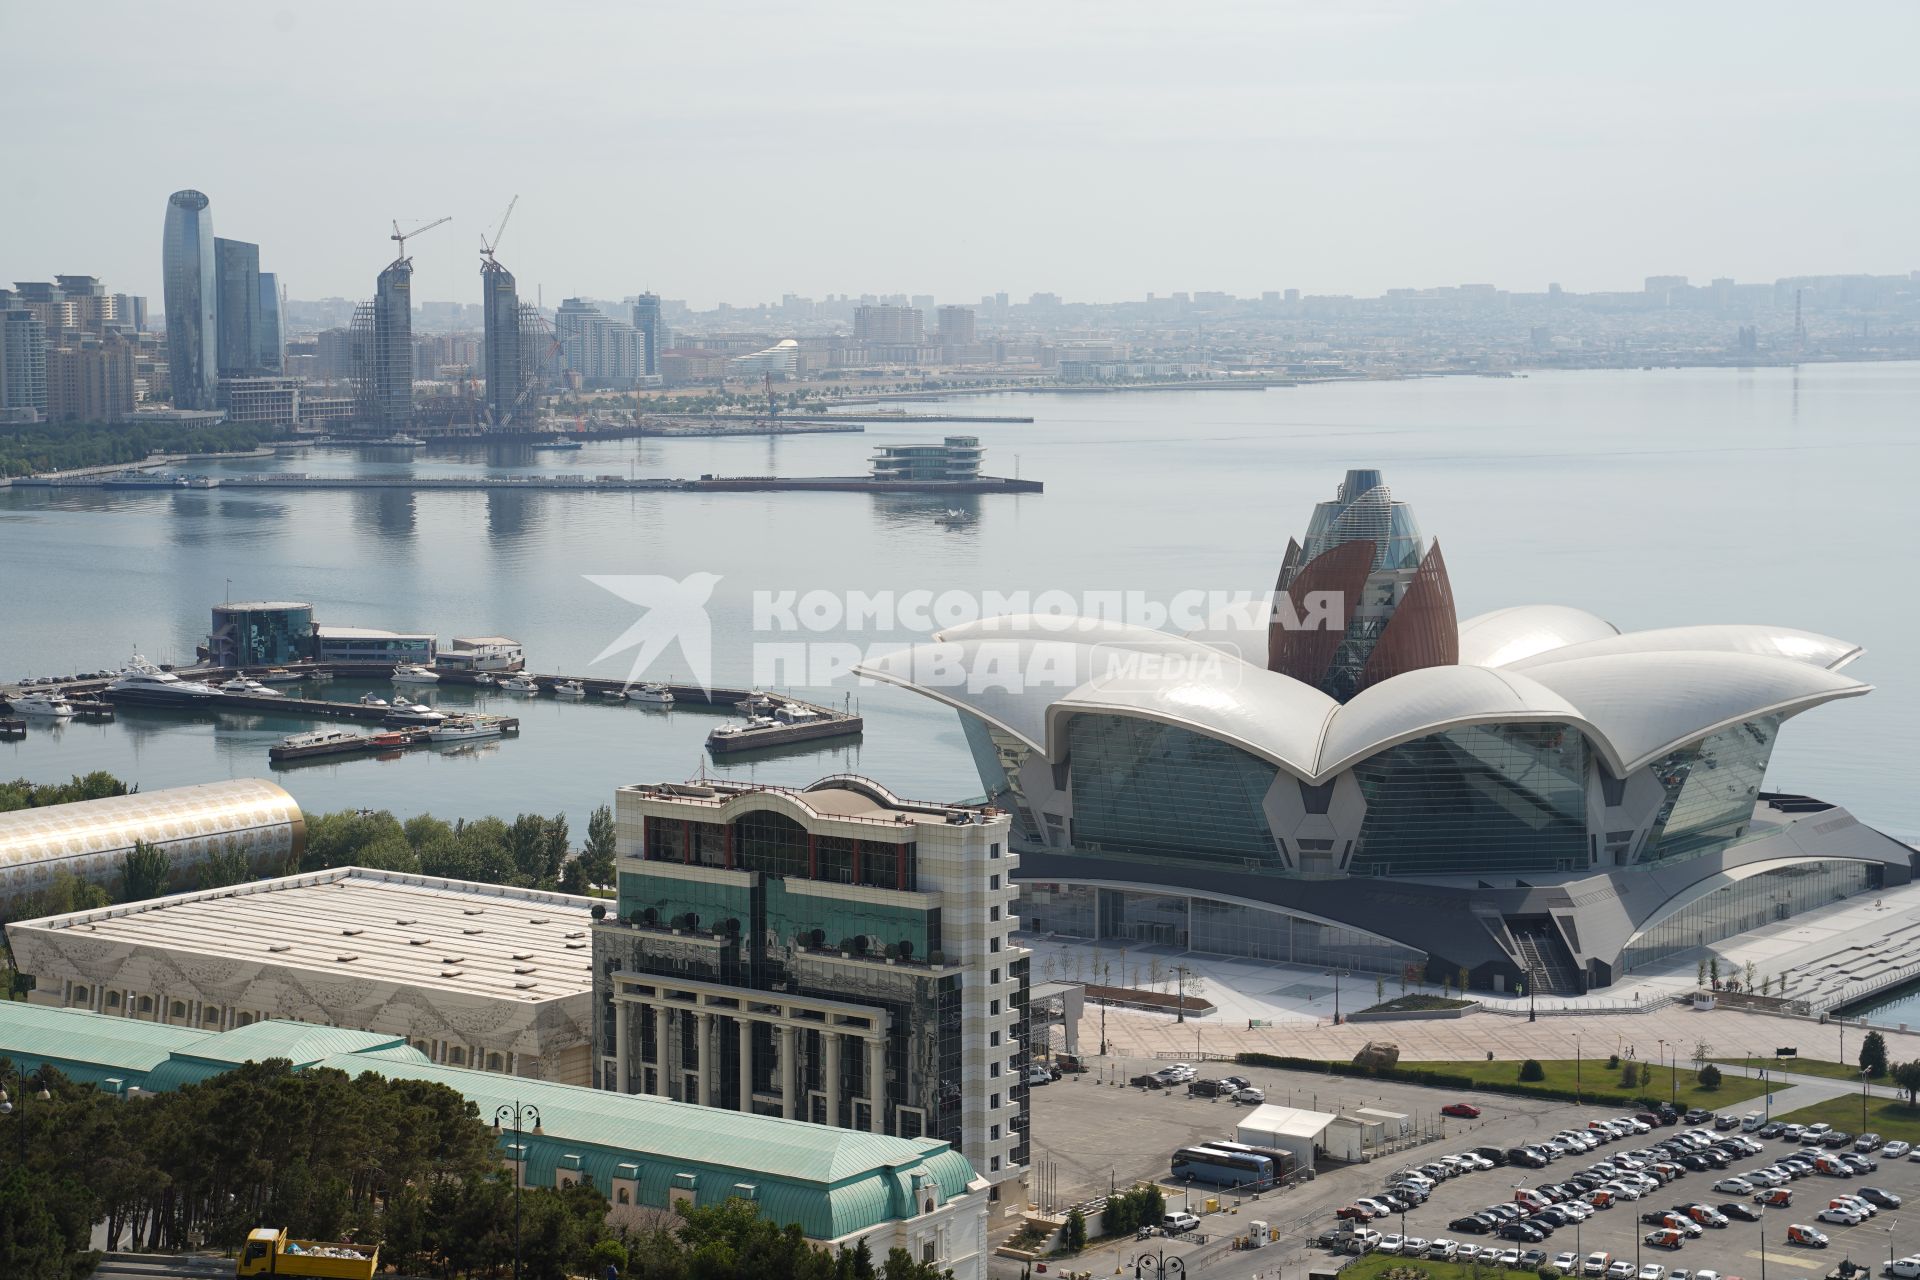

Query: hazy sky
5 2 1916 309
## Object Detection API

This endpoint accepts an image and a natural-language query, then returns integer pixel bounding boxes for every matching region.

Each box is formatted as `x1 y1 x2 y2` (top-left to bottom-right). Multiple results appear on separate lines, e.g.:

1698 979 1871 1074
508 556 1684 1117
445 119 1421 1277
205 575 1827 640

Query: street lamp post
1326 969 1348 1025
1126 1244 1187 1278
1528 962 1538 1023
1862 1068 1872 1131
1574 1032 1582 1102
493 1100 543 1280
0 1070 51 1165
1174 965 1187 1024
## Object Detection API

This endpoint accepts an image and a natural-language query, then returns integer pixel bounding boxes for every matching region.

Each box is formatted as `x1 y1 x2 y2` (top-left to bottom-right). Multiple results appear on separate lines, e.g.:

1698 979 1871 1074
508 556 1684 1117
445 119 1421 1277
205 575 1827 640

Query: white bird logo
585 572 722 693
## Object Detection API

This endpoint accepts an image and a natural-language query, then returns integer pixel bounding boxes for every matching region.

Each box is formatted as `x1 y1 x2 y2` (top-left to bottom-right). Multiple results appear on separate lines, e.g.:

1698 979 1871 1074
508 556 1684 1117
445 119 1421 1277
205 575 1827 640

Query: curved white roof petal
1457 605 1620 667
1315 665 1598 777
1507 624 1864 673
1048 660 1338 778
1181 603 1275 667
1520 650 1870 772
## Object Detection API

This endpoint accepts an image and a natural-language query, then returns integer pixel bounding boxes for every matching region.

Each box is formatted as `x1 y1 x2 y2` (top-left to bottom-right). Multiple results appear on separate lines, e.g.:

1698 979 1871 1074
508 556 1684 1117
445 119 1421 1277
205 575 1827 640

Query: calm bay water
2 364 1915 840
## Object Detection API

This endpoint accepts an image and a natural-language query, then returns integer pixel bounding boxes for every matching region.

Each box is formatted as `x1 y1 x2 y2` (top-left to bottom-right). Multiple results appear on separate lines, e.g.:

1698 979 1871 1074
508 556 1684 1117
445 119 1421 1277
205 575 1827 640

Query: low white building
1235 1103 1336 1171
8 866 597 1082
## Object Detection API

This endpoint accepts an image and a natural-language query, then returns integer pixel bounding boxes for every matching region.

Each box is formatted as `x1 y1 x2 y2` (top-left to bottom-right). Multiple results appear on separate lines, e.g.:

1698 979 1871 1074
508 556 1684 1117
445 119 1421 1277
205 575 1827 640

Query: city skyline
4 3 1917 309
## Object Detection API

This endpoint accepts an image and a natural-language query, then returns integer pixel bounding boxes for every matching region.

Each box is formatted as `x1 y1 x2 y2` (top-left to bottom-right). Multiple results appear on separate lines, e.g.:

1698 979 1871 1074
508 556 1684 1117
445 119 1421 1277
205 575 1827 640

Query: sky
4 1 1917 310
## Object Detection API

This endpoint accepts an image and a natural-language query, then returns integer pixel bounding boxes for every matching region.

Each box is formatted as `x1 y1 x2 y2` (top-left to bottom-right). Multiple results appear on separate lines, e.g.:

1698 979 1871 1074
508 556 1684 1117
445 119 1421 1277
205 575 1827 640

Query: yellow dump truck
235 1227 378 1278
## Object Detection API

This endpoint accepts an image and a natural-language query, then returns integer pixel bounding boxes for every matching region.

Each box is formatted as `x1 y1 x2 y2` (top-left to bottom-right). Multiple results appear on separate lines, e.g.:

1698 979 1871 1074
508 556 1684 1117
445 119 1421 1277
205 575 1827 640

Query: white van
1742 1112 1766 1132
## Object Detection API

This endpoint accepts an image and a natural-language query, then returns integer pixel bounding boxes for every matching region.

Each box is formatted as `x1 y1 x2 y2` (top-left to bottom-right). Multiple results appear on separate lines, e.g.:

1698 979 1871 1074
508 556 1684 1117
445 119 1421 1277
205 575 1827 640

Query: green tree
881 1245 954 1279
1891 1060 1920 1104
120 840 171 902
1697 1064 1722 1089
1861 1030 1890 1079
508 813 556 885
1519 1059 1545 1082
1065 1207 1087 1252
194 847 252 891
582 803 618 886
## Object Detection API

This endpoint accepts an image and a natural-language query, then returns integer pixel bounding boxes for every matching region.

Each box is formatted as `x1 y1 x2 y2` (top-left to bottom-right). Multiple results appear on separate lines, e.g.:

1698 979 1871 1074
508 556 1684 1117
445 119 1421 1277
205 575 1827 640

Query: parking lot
1020 1066 1920 1280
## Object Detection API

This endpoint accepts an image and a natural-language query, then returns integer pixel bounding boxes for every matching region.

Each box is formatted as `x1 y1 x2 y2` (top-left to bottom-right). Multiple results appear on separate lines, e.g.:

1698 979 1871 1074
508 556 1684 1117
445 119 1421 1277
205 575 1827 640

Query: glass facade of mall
1619 859 1882 973
1350 722 1589 876
1021 883 1425 976
1066 715 1282 865
208 602 314 667
1644 716 1779 862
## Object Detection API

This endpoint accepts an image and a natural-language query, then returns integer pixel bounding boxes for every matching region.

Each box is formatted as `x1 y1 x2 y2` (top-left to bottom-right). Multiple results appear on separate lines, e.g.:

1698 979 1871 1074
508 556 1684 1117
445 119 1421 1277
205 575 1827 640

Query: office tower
0 307 49 417
256 272 283 373
352 261 414 431
481 256 526 425
162 190 219 409
853 304 923 344
47 332 135 423
631 292 662 376
214 238 261 377
936 305 975 347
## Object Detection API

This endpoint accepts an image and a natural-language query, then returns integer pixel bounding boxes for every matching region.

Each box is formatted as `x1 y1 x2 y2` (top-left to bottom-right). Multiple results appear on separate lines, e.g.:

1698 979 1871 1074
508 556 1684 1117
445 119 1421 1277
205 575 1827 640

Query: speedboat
501 675 539 694
391 663 441 684
255 668 302 684
472 672 497 686
107 655 223 699
626 682 675 704
10 690 75 719
551 680 586 699
385 699 446 725
358 693 390 709
219 677 284 697
428 716 503 742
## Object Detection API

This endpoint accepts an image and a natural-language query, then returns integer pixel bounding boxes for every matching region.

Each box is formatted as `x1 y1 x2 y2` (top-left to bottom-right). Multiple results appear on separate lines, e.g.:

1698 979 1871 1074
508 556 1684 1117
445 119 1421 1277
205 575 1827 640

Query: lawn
1773 1092 1920 1144
1417 1058 1768 1109
1339 1252 1518 1280
1712 1056 1876 1084
1357 994 1478 1015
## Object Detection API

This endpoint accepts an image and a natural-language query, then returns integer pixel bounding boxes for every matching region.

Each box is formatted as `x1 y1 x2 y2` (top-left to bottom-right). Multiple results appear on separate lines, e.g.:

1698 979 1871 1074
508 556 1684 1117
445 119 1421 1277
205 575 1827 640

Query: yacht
219 676 284 697
472 672 497 686
391 663 441 684
357 693 390 709
551 680 586 699
255 668 302 684
385 699 446 725
10 690 75 719
427 716 503 742
501 675 539 694
107 655 223 699
626 682 675 705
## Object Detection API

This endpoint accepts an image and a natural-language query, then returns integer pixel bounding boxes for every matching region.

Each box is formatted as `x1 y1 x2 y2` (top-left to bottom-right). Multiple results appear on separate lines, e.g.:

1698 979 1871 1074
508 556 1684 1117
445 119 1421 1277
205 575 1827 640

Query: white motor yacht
626 682 675 704
10 690 76 719
427 717 503 742
385 699 447 725
551 680 586 698
472 672 497 686
501 675 539 694
391 663 441 684
107 655 223 699
219 677 284 697
358 693 390 709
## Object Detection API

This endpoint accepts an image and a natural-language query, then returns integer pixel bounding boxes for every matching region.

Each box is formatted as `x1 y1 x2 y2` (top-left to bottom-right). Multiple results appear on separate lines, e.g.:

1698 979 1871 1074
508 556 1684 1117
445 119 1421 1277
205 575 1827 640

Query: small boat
532 437 584 450
358 693 390 709
219 677 284 697
501 675 540 694
270 727 370 762
551 680 586 699
601 689 625 702
255 668 302 684
428 717 503 742
472 672 497 686
626 682 675 705
369 729 419 749
385 699 446 725
10 690 75 719
308 671 334 683
710 715 776 739
935 508 976 527
391 663 441 684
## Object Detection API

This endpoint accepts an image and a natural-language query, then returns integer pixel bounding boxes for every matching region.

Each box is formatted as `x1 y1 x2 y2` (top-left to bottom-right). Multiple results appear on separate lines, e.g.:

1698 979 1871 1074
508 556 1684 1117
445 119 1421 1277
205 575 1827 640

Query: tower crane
480 196 519 266
389 215 452 266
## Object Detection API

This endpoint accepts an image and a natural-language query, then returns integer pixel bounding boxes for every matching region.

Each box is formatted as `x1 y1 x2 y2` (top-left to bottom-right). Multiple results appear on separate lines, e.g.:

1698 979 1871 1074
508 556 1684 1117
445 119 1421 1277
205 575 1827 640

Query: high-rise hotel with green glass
592 776 1028 1203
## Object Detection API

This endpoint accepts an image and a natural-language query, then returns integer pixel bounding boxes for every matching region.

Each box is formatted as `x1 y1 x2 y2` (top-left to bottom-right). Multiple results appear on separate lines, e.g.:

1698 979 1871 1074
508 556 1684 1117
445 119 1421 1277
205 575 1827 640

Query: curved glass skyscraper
162 190 218 409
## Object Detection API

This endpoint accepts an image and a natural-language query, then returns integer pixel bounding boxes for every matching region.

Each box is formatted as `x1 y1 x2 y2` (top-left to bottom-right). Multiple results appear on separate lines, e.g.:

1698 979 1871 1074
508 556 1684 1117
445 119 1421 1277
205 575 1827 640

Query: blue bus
1171 1144 1275 1188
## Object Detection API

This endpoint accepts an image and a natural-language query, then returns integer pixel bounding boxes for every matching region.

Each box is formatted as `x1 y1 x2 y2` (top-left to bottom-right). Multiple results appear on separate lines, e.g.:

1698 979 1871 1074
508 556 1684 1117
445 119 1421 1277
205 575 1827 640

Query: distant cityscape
2 186 1919 437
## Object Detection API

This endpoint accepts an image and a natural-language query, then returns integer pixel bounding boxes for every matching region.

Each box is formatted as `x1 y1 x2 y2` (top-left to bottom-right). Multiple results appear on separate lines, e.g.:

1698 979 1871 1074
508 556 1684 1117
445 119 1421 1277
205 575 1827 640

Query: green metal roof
141 1021 419 1093
311 1054 980 1239
0 1002 207 1088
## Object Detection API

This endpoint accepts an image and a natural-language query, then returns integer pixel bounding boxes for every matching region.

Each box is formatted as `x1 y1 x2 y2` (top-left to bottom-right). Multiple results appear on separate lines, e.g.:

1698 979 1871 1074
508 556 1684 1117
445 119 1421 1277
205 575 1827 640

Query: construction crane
389 215 452 266
480 196 518 266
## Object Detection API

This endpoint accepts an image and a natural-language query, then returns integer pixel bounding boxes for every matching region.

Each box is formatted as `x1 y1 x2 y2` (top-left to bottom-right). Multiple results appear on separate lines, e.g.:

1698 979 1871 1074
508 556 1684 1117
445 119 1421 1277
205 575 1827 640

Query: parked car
1714 1177 1755 1195
1719 1202 1763 1222
1861 1187 1902 1209
1756 1188 1794 1208
1607 1262 1636 1280
1188 1078 1234 1097
1234 1087 1266 1104
1815 1206 1861 1226
1883 1140 1912 1159
1786 1223 1829 1248
1164 1211 1201 1234
1644 1231 1684 1251
1884 1259 1920 1280
1582 1252 1613 1277
1857 1133 1884 1152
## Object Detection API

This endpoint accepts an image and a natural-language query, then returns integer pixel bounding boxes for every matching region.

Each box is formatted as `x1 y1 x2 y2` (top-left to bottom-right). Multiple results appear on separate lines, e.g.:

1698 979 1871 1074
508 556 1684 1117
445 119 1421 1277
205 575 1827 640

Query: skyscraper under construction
352 262 413 433
481 257 526 426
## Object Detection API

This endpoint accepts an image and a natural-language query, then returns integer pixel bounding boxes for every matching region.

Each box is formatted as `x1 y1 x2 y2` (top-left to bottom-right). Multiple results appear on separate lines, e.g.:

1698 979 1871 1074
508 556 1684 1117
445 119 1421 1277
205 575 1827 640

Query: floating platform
684 475 1041 493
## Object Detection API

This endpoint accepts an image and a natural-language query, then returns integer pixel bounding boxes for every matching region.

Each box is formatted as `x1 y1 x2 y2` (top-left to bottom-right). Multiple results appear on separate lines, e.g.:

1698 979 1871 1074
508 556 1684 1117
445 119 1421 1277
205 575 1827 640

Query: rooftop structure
861 468 1912 993
0 779 302 919
8 866 597 1081
0 1003 989 1275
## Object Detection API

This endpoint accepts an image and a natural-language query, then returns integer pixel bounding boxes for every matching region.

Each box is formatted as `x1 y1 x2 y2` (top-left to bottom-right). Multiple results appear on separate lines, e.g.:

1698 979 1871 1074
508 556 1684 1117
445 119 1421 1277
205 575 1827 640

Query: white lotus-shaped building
861 470 1906 992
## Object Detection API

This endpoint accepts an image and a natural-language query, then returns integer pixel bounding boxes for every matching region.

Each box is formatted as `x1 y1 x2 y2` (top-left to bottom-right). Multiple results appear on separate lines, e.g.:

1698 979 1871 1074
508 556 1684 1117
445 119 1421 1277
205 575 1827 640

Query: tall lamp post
1326 969 1348 1025
1861 1067 1872 1131
1126 1246 1186 1278
0 1070 51 1164
493 1100 543 1280
1528 961 1538 1023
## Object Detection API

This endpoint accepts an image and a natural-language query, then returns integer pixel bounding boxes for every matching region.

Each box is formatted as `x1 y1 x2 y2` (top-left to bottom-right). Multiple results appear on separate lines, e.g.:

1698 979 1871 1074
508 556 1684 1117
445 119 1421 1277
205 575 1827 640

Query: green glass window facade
1349 722 1588 875
763 880 939 962
1620 859 1880 973
1066 715 1281 865
1643 716 1779 863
